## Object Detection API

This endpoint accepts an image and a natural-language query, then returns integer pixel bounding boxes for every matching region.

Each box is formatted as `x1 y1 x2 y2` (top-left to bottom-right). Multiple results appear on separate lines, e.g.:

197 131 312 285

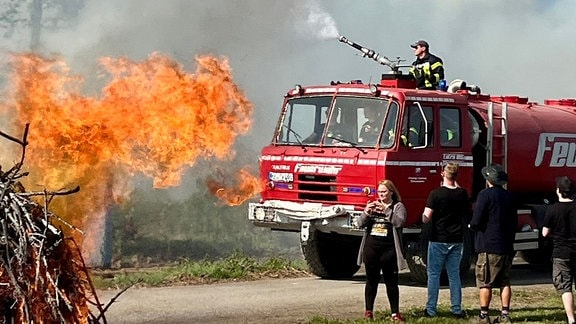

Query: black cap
556 176 575 197
481 164 508 186
410 40 429 49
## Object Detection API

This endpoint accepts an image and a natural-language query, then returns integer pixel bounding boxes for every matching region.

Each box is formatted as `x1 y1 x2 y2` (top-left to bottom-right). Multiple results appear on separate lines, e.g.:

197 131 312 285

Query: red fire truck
248 36 576 283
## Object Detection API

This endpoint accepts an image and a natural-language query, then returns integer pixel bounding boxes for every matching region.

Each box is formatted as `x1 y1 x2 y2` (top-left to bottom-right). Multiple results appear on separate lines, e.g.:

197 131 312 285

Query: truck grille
297 174 337 201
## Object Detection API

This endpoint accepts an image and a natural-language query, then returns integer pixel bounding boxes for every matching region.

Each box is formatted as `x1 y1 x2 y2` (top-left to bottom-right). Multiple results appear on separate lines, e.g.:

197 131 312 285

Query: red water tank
470 99 576 199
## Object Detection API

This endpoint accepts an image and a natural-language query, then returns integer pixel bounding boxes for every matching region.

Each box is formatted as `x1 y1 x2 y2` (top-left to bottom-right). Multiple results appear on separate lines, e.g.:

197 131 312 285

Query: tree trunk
30 0 43 50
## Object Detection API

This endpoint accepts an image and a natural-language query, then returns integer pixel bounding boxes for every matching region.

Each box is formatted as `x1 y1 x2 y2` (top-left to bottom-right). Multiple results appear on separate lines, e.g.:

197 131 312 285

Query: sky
2 0 575 188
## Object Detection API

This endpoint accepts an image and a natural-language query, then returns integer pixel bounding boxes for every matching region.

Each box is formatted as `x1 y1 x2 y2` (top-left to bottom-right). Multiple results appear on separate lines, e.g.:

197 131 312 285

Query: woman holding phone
357 179 407 322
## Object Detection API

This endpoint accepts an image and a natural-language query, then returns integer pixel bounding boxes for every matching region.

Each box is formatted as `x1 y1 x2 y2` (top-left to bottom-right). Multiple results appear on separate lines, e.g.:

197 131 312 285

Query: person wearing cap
409 40 445 90
469 164 518 324
420 161 471 319
542 176 576 324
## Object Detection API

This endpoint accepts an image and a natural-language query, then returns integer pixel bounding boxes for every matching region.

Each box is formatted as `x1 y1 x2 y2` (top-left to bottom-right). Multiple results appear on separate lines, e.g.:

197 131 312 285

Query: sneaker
493 314 511 323
391 312 405 323
422 309 433 317
364 310 373 320
453 310 467 319
475 314 491 324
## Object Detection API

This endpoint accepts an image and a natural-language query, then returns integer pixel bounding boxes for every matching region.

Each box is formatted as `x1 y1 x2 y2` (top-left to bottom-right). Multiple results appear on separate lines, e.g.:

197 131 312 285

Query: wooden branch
94 281 139 323
0 127 28 147
19 185 81 197
0 125 110 323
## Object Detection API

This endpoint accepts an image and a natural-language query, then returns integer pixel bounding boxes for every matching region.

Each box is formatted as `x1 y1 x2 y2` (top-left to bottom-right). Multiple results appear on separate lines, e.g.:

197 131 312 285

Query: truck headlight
254 208 266 221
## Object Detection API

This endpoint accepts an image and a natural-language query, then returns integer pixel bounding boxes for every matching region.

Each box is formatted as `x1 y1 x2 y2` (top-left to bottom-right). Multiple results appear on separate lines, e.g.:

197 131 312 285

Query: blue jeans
426 241 463 316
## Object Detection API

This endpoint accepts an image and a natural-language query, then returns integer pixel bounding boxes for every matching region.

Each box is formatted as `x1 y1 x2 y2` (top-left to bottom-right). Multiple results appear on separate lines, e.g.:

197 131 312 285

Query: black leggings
363 240 399 313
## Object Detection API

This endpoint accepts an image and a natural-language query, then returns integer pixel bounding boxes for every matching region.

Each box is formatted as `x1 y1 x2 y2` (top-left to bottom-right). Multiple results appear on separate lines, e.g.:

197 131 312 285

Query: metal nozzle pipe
337 35 398 71
337 35 365 52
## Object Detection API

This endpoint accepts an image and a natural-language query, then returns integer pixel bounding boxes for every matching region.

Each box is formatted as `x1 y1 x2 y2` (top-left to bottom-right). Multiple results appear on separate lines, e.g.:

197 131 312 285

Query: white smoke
292 0 339 40
306 1 339 39
3 0 576 175
0 0 574 265
9 0 575 175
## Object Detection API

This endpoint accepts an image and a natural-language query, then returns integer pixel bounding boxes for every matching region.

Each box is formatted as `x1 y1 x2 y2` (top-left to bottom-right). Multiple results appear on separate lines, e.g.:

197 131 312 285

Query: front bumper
248 200 364 236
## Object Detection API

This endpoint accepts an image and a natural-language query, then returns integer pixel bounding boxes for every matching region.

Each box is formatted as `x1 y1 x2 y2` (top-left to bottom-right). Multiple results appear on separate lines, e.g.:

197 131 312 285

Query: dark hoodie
470 186 518 254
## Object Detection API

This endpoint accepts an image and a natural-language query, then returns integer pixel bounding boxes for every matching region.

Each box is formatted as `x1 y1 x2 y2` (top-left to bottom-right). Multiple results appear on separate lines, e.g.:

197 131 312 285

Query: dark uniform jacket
410 53 444 90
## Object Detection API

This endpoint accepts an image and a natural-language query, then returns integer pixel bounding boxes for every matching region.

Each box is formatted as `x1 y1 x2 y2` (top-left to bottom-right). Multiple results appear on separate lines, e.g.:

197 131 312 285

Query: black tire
405 223 433 284
301 230 361 279
459 227 475 279
405 239 427 284
405 227 474 285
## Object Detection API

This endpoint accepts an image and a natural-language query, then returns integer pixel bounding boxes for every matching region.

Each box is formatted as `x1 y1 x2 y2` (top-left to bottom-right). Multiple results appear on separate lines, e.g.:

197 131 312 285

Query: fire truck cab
271 75 478 225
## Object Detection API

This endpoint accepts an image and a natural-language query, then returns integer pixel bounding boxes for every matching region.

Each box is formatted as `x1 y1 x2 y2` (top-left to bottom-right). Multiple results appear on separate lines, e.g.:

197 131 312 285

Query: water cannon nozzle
337 35 400 73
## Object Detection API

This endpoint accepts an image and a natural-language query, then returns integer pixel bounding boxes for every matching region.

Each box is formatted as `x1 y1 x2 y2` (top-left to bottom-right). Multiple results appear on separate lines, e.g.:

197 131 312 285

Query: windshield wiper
326 134 367 154
282 125 307 150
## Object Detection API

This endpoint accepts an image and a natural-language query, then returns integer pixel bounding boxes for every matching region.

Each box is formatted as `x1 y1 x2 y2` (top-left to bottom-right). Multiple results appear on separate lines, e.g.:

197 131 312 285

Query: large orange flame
0 52 261 255
206 167 263 206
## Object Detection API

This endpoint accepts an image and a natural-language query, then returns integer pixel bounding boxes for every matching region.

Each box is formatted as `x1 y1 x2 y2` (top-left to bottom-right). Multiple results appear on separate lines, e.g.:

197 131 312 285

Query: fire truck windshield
275 95 398 148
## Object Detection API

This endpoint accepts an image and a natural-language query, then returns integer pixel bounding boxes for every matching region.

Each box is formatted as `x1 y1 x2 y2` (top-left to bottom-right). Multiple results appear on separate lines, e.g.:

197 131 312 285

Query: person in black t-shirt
542 176 576 324
421 162 471 319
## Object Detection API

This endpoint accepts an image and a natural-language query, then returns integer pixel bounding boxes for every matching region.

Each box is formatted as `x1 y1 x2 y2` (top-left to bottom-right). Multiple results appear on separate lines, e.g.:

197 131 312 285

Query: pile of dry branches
0 125 108 323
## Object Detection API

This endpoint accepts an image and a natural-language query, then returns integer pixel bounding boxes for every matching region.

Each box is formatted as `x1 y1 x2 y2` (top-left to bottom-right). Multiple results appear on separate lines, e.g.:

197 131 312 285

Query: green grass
307 289 568 323
90 252 309 289
308 305 567 323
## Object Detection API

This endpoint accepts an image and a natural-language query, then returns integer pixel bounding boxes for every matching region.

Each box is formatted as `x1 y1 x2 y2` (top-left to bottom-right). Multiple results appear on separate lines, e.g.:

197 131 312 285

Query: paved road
95 263 552 324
